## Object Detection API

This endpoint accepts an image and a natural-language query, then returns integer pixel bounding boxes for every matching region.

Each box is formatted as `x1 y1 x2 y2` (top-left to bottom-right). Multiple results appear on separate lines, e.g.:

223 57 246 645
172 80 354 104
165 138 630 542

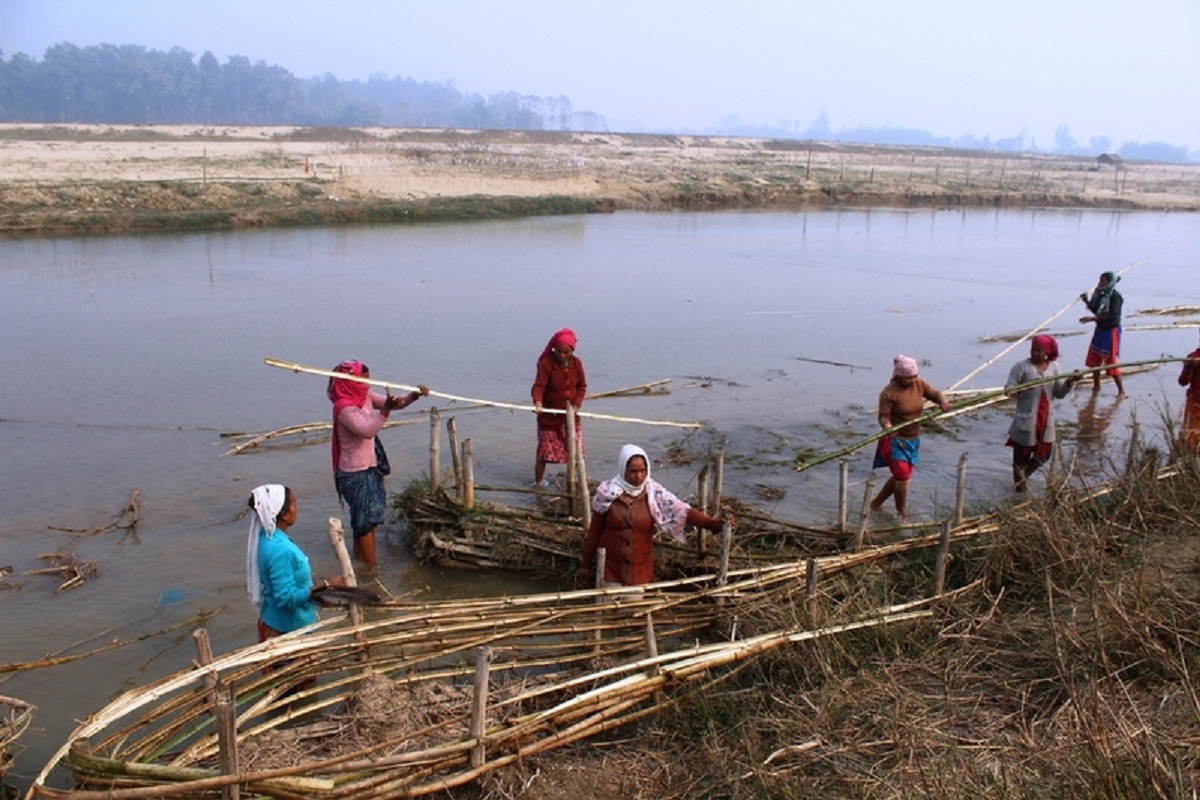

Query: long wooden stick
947 256 1149 391
264 357 701 429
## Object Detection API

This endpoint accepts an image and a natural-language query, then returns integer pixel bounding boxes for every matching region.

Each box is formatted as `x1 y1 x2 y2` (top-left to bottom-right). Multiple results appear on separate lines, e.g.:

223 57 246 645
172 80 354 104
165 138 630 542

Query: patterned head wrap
1087 272 1120 316
893 355 919 378
591 444 693 543
1031 334 1059 362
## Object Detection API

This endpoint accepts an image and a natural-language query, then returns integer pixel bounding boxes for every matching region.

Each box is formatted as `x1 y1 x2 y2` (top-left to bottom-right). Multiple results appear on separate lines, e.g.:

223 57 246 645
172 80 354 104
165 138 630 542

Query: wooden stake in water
429 407 441 491
447 417 463 497
462 439 475 510
565 404 578 516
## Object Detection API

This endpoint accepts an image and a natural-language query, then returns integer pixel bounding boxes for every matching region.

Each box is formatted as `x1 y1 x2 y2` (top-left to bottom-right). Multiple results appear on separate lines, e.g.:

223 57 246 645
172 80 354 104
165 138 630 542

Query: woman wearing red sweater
531 328 587 487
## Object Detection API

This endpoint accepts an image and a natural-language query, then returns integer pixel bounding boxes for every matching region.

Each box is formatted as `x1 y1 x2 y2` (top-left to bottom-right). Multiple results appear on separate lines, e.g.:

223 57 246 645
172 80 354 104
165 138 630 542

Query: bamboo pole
805 558 819 622
191 630 238 800
947 256 1149 392
838 459 849 533
934 519 953 596
326 517 363 630
264 358 702 428
447 418 463 497
575 436 591 531
462 440 475 510
851 472 877 552
696 464 709 534
645 613 665 706
710 451 724 517
469 648 491 768
586 378 671 399
565 404 578 515
716 524 731 586
953 452 968 526
428 407 441 491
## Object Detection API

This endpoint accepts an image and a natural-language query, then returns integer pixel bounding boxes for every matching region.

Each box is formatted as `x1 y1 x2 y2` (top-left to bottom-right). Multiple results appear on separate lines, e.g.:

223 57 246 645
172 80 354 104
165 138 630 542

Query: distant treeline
0 43 607 131
710 113 1196 164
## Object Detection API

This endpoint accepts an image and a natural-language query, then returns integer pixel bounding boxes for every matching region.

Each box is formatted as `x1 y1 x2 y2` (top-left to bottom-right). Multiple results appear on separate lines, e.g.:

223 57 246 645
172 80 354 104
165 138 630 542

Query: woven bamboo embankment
29 508 977 799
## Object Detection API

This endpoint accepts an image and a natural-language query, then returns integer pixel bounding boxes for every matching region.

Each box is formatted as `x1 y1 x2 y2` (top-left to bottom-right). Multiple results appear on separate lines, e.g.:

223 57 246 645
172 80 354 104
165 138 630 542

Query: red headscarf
327 360 370 472
540 328 578 360
1031 334 1059 362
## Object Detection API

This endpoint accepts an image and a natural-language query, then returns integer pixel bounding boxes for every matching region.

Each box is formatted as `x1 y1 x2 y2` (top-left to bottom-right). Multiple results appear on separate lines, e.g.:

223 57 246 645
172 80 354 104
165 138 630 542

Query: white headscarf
246 484 286 610
591 444 692 542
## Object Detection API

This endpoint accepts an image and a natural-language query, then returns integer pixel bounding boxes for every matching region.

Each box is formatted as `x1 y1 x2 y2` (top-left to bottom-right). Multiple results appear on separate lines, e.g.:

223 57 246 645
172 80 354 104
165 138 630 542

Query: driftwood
46 489 139 539
0 611 222 675
1 695 34 779
585 378 671 399
26 553 99 593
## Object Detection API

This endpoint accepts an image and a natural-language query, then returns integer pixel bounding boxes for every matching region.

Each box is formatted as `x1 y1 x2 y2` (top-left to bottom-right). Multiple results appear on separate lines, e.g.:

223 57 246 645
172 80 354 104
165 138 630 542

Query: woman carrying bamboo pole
328 359 429 569
1178 331 1200 454
869 355 951 522
1004 335 1076 492
1076 270 1127 399
531 328 587 488
578 444 732 587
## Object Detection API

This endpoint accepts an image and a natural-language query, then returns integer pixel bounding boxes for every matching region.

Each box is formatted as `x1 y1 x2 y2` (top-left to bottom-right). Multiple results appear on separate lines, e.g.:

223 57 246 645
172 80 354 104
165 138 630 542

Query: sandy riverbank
2 123 1198 236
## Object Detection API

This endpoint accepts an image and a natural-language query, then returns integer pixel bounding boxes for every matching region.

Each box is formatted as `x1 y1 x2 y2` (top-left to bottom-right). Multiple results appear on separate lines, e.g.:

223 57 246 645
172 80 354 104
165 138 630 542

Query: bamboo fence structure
25 433 1192 798
27 545 945 800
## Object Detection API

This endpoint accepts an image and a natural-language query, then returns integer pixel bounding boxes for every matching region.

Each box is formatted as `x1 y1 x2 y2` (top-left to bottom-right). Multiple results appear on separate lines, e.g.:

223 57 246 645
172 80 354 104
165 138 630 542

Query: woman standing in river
328 360 428 570
869 355 952 522
1078 270 1127 399
1004 335 1076 492
578 444 731 588
531 328 587 488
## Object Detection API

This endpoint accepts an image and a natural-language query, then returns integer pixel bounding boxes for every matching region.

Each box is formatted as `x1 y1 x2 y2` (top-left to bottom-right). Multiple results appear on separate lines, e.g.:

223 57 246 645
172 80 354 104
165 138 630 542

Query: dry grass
466 458 1200 800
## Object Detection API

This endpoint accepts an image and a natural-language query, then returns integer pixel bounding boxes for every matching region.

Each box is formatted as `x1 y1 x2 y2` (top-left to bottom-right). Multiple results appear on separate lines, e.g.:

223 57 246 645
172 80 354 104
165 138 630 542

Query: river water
1 208 1197 791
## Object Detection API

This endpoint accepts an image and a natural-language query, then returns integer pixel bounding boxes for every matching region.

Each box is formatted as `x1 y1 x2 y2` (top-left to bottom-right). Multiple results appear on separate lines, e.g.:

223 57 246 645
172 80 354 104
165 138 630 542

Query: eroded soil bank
3 124 1198 237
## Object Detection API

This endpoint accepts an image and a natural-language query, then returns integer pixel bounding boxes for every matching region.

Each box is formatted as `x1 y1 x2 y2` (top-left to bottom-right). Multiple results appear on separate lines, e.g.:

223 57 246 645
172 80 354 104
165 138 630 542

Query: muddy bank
2 124 1197 237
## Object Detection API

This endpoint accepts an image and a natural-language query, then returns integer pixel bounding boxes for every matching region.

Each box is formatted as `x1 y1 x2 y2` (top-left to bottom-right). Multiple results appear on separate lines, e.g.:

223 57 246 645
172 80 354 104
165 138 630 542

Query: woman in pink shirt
327 360 428 569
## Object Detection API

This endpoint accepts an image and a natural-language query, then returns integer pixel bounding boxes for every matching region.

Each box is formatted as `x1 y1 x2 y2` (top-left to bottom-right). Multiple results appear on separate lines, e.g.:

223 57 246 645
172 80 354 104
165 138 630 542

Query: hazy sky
3 0 1199 150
